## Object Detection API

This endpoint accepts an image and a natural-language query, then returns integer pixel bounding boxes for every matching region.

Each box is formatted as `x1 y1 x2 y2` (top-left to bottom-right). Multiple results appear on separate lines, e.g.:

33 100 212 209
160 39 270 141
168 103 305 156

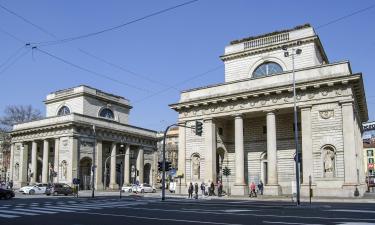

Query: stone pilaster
95 140 103 190
53 138 60 183
124 144 130 185
31 141 37 184
204 118 216 184
109 142 118 189
232 114 247 195
9 143 14 182
68 137 79 186
137 147 144 184
42 139 49 183
177 122 186 185
265 111 281 195
19 144 28 187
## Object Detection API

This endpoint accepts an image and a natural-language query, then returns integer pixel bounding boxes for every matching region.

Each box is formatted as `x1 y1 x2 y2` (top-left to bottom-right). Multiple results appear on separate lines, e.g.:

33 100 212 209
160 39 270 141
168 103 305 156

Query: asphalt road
1 194 375 225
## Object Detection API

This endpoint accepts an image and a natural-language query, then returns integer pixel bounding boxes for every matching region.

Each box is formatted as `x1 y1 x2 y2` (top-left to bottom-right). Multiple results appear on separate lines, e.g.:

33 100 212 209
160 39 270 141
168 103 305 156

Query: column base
231 184 248 196
300 183 316 197
264 184 281 196
109 183 119 190
95 183 104 191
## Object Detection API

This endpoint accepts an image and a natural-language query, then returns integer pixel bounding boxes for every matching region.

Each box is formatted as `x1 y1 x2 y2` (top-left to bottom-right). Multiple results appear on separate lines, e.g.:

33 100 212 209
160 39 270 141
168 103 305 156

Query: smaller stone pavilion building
10 85 158 190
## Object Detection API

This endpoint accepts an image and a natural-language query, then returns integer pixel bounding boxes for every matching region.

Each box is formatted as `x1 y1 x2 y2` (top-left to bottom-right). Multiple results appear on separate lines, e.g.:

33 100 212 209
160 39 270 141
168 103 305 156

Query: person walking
258 180 264 195
200 182 205 196
210 181 215 196
218 181 223 197
249 182 257 198
188 182 193 199
194 183 199 199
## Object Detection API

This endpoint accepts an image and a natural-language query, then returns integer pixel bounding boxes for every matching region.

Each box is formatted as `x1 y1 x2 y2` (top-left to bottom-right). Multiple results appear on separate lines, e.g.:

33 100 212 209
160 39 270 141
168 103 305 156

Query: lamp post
282 42 302 206
92 125 96 198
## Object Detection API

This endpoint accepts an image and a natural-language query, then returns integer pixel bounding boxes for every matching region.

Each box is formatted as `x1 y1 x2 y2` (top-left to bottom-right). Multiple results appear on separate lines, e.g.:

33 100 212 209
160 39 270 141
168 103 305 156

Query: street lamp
91 125 96 198
282 43 302 206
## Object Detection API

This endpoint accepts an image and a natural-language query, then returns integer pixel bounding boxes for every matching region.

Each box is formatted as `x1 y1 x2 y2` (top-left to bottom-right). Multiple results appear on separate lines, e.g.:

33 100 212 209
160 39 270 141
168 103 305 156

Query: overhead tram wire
0 48 31 77
0 2 182 91
0 45 27 69
31 0 200 46
35 47 152 93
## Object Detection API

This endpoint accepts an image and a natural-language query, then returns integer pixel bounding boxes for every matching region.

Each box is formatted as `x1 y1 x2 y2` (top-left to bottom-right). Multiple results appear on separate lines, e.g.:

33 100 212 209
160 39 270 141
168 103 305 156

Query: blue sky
0 0 374 131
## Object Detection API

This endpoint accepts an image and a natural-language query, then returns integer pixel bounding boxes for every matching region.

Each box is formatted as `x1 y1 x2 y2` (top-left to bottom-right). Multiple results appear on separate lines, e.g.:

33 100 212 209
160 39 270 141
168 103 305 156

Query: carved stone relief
319 110 334 119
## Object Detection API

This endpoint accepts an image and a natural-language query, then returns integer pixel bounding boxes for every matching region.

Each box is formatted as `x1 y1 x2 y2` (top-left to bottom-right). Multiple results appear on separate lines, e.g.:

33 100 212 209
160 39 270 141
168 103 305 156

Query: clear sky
0 0 374 131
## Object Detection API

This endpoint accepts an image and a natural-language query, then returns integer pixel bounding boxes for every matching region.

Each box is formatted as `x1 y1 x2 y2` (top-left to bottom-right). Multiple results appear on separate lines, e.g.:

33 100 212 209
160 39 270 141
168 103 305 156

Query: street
1 194 375 225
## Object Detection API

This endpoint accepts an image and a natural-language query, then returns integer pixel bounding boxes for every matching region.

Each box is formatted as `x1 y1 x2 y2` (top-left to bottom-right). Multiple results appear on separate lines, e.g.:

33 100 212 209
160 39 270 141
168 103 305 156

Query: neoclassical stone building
10 85 158 189
170 24 368 197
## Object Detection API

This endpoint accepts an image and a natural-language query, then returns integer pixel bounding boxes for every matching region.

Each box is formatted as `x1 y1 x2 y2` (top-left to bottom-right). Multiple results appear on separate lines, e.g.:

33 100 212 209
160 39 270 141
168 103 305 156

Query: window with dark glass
99 108 114 119
367 150 374 157
57 106 70 116
253 62 283 78
218 127 223 135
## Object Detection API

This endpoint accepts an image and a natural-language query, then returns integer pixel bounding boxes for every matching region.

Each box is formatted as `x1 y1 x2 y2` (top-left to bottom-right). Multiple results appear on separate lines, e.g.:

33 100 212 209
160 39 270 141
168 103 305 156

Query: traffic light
195 120 203 136
165 161 172 171
158 162 162 171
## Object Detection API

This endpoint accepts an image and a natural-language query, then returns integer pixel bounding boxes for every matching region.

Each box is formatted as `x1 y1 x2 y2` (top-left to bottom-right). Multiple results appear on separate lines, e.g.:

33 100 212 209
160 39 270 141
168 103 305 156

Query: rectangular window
218 127 223 135
367 150 374 157
369 158 374 164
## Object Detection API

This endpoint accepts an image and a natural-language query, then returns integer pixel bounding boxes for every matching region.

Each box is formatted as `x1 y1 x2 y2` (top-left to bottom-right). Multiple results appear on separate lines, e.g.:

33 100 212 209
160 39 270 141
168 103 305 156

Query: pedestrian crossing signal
195 120 203 136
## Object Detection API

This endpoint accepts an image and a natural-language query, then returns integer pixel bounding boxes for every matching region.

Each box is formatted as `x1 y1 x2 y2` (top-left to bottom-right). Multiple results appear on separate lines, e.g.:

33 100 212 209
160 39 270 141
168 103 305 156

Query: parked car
19 183 49 195
0 188 15 200
46 183 73 196
366 175 375 187
121 184 137 193
135 183 156 193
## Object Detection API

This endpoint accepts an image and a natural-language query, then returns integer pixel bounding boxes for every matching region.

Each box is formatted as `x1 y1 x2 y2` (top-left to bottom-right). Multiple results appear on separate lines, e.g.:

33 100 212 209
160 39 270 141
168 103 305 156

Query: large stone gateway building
170 24 368 197
10 85 158 190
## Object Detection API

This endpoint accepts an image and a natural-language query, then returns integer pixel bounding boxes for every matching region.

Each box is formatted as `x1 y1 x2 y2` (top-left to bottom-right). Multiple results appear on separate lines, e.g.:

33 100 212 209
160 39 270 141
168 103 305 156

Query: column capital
203 117 214 122
233 114 243 119
264 109 276 115
339 99 354 106
299 105 312 110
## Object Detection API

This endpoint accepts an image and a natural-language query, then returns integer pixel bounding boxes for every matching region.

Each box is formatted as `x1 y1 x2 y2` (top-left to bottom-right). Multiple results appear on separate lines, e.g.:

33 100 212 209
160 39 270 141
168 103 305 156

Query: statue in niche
61 160 67 180
323 147 335 177
192 155 200 179
14 163 19 181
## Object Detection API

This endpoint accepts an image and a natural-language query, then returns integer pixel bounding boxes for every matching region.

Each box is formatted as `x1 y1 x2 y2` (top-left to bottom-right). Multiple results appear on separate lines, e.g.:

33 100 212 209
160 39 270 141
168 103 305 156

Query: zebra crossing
0 199 147 219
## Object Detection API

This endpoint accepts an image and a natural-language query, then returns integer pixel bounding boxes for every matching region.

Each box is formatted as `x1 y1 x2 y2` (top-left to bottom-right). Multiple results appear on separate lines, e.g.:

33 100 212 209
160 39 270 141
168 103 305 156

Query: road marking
29 207 75 213
46 206 88 211
328 209 375 214
0 214 19 218
224 209 255 212
0 209 38 216
263 221 324 225
13 208 57 214
74 211 245 225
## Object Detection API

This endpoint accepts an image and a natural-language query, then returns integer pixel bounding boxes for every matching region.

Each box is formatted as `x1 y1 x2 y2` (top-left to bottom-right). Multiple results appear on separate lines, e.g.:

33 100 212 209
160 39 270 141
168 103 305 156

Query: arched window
252 62 283 78
57 106 70 116
99 108 114 119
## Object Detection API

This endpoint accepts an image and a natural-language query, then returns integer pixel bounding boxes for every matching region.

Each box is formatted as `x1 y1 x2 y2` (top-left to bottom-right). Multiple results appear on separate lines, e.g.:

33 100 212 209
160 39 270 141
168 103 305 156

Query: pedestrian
188 182 193 199
249 182 257 198
210 181 215 196
217 181 222 197
258 180 264 195
194 183 199 199
200 182 205 195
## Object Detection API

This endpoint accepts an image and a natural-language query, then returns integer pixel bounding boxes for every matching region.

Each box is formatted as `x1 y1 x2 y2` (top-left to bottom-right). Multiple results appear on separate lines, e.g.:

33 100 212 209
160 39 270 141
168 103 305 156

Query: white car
19 183 49 195
121 184 137 193
135 183 156 193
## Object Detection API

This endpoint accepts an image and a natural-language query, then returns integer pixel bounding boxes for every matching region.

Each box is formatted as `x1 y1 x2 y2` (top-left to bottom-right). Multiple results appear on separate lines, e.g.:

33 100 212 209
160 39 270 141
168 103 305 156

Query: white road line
74 211 245 225
0 209 38 216
328 209 375 214
63 205 103 210
0 214 19 218
263 221 324 225
46 206 88 211
13 208 57 214
29 207 74 213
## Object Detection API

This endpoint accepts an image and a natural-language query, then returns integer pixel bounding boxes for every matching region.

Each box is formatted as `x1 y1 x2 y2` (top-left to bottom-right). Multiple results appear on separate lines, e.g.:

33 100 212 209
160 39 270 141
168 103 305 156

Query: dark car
46 183 73 196
0 188 15 200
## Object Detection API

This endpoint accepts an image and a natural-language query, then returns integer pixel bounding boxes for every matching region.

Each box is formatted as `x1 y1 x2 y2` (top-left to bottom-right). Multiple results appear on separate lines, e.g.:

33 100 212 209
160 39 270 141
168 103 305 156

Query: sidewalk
76 190 375 203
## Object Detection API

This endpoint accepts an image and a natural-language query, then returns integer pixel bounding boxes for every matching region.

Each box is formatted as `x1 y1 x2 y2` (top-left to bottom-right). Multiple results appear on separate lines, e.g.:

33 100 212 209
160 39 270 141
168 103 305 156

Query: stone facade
10 85 158 190
170 24 368 197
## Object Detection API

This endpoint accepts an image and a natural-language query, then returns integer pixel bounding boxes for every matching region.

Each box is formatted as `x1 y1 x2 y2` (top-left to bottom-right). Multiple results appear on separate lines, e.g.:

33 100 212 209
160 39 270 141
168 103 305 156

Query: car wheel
5 193 11 200
141 189 144 193
53 191 58 196
152 189 156 193
29 190 35 195
128 189 132 193
64 194 68 196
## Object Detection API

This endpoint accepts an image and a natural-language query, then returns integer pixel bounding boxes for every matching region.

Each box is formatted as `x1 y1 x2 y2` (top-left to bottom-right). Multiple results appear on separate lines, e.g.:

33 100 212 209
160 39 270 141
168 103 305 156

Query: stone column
301 106 313 184
42 139 49 183
109 142 118 189
9 143 14 182
177 122 186 185
342 101 357 185
19 143 29 187
204 118 216 183
137 147 144 184
70 137 79 185
232 114 247 195
53 138 60 183
31 141 38 184
124 144 130 185
95 140 103 190
265 111 280 195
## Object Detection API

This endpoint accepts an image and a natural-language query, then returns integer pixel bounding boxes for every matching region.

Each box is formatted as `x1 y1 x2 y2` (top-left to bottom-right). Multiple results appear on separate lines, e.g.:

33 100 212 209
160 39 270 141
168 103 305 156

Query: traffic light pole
161 123 195 201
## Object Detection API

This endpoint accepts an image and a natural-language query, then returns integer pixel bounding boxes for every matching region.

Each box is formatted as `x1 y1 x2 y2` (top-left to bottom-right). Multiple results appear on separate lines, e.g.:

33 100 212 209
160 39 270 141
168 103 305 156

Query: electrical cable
0 48 30 77
0 45 26 69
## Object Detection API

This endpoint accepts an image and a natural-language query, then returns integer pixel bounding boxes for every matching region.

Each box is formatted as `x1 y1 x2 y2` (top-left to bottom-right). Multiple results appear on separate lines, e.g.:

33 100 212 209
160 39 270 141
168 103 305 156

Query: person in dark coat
258 180 264 195
200 182 205 195
210 181 215 196
188 182 193 199
194 183 199 199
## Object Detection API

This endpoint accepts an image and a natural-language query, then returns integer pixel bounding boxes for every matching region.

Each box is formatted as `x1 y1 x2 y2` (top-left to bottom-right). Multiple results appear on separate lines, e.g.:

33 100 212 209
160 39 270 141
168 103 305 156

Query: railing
244 32 289 50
